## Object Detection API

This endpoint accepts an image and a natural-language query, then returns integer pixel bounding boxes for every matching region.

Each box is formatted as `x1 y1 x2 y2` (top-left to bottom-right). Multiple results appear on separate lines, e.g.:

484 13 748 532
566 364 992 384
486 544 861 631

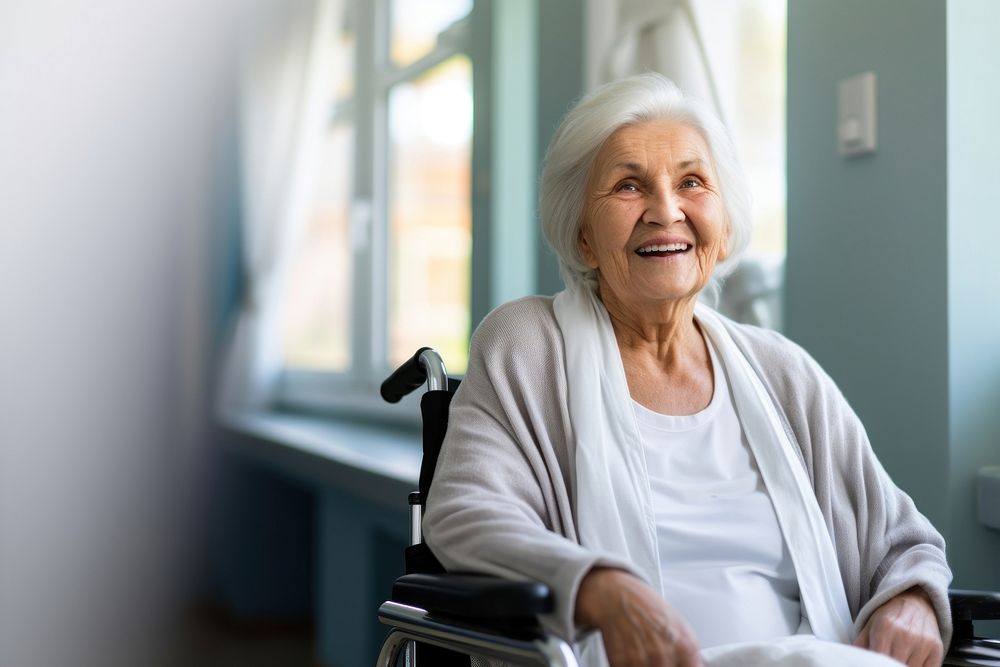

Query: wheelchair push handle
380 347 449 403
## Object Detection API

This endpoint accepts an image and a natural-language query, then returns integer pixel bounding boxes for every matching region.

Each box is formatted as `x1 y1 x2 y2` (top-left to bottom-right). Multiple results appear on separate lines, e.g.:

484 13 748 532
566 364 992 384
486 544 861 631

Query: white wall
0 2 241 665
946 0 1000 596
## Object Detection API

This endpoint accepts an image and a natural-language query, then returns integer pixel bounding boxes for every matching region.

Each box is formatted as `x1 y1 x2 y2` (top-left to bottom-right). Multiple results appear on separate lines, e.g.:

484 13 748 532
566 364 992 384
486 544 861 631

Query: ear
577 225 600 269
717 218 732 262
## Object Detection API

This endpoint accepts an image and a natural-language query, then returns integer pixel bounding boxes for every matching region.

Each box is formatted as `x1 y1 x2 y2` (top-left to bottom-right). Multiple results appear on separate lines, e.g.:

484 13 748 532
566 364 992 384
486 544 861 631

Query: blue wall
786 0 1000 600
786 0 949 523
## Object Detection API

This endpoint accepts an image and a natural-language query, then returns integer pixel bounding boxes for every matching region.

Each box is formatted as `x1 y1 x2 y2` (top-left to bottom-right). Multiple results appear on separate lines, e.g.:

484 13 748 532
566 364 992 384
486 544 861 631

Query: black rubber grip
380 347 432 403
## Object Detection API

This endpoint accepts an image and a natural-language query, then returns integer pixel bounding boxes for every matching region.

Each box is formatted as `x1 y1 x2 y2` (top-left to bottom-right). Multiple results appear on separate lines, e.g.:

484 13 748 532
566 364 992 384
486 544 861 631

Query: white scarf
552 286 854 662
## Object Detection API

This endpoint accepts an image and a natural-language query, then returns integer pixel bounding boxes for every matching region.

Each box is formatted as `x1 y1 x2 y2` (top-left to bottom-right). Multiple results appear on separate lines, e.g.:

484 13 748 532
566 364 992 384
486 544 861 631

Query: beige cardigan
423 296 952 646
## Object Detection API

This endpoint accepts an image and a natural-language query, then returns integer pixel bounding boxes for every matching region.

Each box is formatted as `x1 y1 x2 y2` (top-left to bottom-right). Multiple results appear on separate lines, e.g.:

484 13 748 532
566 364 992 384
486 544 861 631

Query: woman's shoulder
715 312 834 394
473 295 560 344
482 294 557 322
715 315 863 448
466 295 567 388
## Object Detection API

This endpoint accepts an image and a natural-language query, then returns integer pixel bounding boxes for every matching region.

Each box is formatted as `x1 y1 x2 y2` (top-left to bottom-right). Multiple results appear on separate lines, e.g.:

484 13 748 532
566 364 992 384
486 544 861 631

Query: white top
634 339 802 648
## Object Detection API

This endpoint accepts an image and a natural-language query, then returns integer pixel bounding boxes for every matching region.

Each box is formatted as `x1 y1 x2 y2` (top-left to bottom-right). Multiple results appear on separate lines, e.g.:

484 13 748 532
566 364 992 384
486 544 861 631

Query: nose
642 186 685 226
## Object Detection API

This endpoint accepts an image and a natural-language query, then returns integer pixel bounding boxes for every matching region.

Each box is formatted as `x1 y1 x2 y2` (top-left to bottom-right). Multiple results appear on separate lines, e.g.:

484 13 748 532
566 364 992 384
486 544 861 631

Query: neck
596 284 703 369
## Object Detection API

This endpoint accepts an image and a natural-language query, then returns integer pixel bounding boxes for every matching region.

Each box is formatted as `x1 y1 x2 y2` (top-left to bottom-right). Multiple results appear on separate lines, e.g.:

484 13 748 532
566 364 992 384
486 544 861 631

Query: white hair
539 73 753 292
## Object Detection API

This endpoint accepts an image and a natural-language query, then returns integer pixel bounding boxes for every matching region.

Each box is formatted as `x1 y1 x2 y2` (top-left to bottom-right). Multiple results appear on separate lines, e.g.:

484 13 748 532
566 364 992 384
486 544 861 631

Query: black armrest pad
392 573 554 620
949 588 1000 620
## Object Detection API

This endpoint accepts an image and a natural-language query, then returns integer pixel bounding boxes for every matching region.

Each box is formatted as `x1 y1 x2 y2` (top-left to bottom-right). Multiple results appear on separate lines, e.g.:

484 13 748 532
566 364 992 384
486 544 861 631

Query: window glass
387 55 472 372
390 0 472 68
692 0 786 259
279 123 354 371
332 6 355 101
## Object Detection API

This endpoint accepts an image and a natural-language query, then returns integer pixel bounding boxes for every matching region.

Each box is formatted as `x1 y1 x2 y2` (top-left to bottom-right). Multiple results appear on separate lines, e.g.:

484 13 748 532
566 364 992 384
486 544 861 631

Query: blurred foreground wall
0 2 243 665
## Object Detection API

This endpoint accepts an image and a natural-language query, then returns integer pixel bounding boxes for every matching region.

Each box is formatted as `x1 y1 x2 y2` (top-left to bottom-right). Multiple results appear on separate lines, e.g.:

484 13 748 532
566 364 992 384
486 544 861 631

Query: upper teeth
637 243 689 253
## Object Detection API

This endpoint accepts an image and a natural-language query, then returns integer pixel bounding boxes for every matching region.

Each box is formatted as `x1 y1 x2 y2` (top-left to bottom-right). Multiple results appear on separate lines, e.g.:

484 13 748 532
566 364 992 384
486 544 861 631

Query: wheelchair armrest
949 588 1000 621
392 573 554 621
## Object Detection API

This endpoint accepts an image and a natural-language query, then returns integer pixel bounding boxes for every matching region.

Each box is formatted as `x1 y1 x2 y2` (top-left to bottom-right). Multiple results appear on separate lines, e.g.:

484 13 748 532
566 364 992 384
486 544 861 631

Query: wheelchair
376 347 1000 666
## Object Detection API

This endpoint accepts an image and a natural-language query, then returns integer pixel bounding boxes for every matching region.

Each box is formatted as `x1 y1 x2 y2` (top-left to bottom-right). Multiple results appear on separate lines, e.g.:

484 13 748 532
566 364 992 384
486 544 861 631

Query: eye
615 181 639 193
679 176 703 189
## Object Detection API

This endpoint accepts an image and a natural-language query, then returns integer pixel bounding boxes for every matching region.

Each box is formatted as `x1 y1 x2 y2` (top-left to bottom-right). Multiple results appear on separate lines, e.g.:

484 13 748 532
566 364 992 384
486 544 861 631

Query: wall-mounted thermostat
837 71 877 158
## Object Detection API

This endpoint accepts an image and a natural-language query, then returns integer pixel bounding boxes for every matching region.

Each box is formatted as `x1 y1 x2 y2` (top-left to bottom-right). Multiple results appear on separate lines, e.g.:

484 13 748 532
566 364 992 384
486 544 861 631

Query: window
585 0 786 328
587 0 786 262
278 0 476 415
691 0 786 261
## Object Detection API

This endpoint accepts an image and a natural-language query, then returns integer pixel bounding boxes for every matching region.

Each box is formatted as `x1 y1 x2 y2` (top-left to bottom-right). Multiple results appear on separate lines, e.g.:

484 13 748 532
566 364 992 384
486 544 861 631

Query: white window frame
276 0 483 423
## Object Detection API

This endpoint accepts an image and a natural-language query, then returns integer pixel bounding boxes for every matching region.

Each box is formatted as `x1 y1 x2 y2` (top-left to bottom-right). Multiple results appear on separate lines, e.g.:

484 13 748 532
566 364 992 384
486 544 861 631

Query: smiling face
578 119 730 313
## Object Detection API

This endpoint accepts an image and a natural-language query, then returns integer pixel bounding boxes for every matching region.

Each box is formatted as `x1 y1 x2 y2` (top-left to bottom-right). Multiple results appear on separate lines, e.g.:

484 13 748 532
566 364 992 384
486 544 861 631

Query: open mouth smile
634 243 691 257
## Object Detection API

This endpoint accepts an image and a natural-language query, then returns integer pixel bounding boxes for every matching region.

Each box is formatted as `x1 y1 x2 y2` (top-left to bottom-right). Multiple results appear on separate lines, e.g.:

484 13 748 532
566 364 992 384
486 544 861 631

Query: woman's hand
853 588 943 667
576 567 703 667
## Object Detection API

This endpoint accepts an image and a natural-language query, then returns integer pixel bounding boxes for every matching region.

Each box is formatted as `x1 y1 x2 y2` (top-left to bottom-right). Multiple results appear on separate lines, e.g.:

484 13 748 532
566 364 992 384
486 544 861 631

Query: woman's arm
576 567 703 667
815 376 953 649
738 325 954 650
853 587 943 667
422 298 640 640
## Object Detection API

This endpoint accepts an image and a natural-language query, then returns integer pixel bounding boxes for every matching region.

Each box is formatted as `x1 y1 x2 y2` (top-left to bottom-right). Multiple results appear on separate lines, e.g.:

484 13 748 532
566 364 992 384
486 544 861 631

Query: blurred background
1 0 997 665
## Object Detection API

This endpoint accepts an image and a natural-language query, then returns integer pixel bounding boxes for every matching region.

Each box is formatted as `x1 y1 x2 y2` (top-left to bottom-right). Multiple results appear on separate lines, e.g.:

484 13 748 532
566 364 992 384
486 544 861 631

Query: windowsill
276 369 427 429
222 410 422 511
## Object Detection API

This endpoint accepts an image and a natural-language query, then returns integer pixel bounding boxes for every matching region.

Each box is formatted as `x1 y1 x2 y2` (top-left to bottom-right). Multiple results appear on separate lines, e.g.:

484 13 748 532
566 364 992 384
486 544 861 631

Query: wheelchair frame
377 347 1000 667
376 601 577 666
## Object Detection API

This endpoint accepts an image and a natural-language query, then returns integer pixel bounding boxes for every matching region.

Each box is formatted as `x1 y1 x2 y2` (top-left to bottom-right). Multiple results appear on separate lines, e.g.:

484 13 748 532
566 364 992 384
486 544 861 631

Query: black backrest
418 386 456 503
406 378 461 577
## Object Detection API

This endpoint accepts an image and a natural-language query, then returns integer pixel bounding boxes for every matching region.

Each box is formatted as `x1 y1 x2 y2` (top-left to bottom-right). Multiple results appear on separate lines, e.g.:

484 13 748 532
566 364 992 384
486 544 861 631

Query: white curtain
589 0 725 124
217 0 340 414
586 0 784 330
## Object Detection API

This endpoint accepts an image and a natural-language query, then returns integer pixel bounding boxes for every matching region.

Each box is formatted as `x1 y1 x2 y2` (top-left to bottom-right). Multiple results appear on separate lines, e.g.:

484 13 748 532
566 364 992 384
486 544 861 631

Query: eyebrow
608 158 709 173
677 159 708 170
609 161 643 173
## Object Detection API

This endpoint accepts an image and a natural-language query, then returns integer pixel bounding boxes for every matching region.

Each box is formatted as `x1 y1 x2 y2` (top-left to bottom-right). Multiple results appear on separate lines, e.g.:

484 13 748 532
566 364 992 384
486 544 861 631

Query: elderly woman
423 74 951 667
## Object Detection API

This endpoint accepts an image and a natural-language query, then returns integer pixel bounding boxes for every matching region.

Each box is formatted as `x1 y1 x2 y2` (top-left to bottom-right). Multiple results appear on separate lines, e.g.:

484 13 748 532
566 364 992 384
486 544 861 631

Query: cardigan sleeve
734 325 954 647
422 298 639 640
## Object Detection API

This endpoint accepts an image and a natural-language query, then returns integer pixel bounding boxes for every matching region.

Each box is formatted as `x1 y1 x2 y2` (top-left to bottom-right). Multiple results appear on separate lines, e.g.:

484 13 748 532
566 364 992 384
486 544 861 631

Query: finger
681 648 705 667
606 621 674 667
639 634 681 667
873 618 916 665
887 636 914 666
853 624 870 649
902 618 938 667
910 634 944 667
906 630 932 667
923 639 944 667
675 635 703 667
910 643 931 667
922 615 944 667
674 620 703 667
867 621 893 655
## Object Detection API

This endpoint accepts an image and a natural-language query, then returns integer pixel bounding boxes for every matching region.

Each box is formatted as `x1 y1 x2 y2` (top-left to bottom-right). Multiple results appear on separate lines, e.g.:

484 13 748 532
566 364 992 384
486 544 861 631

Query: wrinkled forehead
590 119 715 178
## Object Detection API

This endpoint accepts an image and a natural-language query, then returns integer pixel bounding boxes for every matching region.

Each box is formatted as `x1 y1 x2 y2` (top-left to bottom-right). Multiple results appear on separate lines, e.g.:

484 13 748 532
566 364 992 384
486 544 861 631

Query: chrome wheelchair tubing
376 629 408 667
534 635 580 666
378 601 579 666
409 500 422 546
944 637 1000 666
418 348 448 392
